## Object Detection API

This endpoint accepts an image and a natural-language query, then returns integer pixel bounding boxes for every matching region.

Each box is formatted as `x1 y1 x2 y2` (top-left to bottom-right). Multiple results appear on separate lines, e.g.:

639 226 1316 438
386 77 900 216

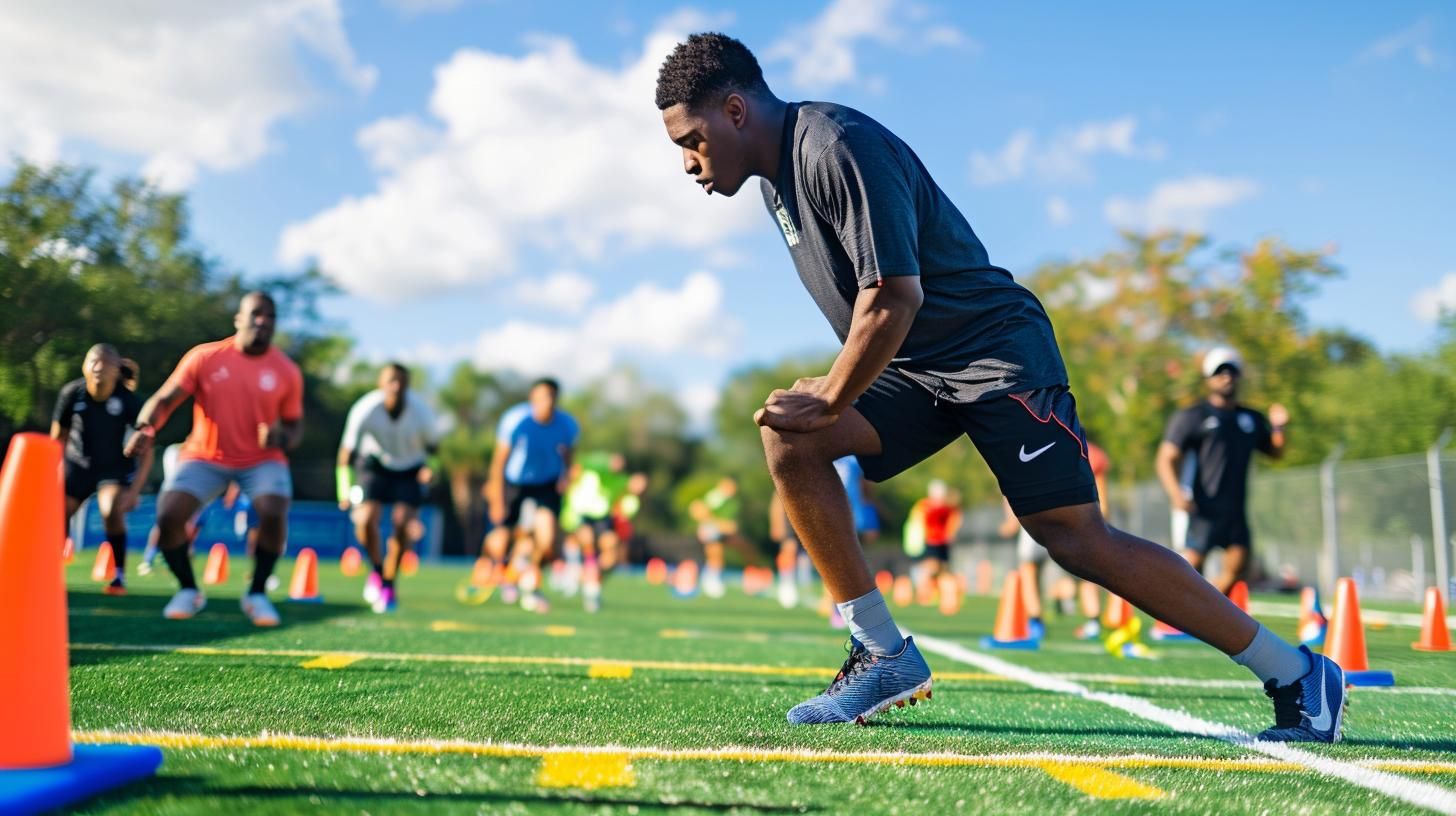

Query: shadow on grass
86 775 820 813
1341 737 1456 752
870 719 1191 742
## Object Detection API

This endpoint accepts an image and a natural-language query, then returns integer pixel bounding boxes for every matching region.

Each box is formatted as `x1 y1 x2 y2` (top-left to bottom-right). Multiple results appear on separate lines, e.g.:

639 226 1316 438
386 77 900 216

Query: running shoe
103 577 127 596
241 592 281 627
1075 619 1102 640
163 588 206 620
372 586 397 614
1257 646 1346 743
520 590 550 614
787 637 933 725
363 571 383 604
703 570 726 599
778 579 800 610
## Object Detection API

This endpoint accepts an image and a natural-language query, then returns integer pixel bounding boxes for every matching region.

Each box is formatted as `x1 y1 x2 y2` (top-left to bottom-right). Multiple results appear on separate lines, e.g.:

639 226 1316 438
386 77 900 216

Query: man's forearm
823 289 920 412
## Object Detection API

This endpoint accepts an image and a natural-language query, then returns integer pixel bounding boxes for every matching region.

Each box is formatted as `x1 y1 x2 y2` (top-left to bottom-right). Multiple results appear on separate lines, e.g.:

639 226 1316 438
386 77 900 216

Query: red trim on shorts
1008 392 1089 460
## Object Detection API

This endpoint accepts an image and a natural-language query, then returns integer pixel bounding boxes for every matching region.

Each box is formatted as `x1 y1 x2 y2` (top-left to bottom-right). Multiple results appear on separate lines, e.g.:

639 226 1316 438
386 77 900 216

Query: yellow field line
1039 762 1166 800
300 654 364 670
71 730 1456 777
535 753 635 789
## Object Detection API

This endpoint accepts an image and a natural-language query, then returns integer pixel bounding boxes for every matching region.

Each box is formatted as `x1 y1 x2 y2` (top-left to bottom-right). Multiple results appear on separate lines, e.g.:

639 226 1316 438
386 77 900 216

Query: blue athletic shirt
496 402 579 485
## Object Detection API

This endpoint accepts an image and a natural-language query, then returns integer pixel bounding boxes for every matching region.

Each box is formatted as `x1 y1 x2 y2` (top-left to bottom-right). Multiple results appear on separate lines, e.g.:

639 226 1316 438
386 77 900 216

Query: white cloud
0 0 375 189
1411 273 1456 322
970 117 1162 186
413 271 739 384
385 0 466 13
1103 175 1258 232
512 271 597 316
278 18 763 300
766 0 970 91
1358 18 1449 69
676 382 722 431
1046 196 1072 226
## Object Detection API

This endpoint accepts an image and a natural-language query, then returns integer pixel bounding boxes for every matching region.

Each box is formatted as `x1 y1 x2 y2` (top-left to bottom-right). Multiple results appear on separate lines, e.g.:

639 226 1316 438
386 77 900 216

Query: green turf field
63 556 1456 814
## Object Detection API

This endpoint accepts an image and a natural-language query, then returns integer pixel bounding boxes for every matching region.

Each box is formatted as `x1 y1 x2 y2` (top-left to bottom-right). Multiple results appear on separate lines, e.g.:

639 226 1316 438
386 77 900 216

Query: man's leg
385 502 418 585
1217 544 1250 595
249 495 288 594
95 483 130 580
354 500 385 576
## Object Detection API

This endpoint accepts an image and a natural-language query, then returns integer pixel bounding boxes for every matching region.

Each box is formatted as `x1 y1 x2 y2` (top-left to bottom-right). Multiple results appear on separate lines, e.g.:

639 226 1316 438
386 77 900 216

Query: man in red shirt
126 292 304 625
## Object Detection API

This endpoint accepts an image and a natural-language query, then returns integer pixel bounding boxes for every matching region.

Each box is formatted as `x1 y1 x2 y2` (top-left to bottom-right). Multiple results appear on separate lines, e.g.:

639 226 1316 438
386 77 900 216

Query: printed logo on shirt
774 203 800 248
1201 416 1220 432
73 401 87 413
1237 412 1255 433
259 370 278 392
210 367 231 384
106 396 123 416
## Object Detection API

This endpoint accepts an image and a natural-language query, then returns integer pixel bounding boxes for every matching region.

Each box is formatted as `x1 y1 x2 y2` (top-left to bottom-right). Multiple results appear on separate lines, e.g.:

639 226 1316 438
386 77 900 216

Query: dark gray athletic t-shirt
759 102 1067 403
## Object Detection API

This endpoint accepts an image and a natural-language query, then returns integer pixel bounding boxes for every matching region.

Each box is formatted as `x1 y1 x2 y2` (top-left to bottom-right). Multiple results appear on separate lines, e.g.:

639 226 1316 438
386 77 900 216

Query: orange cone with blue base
202 543 229 585
90 541 115 583
340 547 362 576
400 550 419 577
1324 577 1394 686
1412 587 1451 652
1227 580 1250 613
0 433 162 812
1297 586 1327 648
287 548 323 603
645 557 667 585
981 573 1038 649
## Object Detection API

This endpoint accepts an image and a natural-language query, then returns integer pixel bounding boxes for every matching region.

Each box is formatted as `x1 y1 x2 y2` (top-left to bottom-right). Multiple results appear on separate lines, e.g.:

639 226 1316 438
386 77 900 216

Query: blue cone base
1345 669 1395 687
287 595 324 604
980 635 1039 650
0 744 163 816
1150 631 1195 642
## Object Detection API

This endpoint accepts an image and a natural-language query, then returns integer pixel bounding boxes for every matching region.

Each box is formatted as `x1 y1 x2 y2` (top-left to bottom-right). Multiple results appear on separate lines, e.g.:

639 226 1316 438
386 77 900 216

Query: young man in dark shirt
1157 347 1287 594
51 344 152 594
655 32 1341 741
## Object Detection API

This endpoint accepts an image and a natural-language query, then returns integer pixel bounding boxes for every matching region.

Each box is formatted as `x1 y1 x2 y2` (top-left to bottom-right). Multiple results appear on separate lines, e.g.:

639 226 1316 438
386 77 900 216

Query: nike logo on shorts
1019 442 1056 462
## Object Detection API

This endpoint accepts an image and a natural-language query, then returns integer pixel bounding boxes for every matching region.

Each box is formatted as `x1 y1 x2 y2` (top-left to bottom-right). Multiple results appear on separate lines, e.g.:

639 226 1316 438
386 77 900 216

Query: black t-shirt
51 378 141 473
1163 400 1274 517
759 102 1068 404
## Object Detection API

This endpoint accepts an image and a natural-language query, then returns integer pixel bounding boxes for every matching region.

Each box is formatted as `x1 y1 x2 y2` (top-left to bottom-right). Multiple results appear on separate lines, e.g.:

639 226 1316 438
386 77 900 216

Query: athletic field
66 558 1456 814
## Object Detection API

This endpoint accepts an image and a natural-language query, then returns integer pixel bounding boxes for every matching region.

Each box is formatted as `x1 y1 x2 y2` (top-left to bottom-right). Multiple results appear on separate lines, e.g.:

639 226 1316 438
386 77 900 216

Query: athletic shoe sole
854 680 934 726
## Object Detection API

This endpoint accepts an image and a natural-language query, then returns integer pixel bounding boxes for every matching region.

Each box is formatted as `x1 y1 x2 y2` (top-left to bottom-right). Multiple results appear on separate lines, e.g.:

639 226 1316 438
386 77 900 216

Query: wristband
134 424 156 438
336 465 354 505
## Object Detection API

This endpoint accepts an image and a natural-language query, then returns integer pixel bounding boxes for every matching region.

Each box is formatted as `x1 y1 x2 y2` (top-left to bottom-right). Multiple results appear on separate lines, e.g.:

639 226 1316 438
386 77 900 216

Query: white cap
1201 346 1243 378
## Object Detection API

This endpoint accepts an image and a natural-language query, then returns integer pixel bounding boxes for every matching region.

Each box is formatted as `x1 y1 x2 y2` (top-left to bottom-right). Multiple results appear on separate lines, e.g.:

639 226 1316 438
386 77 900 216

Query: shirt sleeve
1253 410 1276 455
280 365 304 422
562 413 580 448
496 405 524 444
122 390 142 425
340 396 369 452
1163 408 1198 450
165 346 205 396
804 129 921 289
52 382 76 426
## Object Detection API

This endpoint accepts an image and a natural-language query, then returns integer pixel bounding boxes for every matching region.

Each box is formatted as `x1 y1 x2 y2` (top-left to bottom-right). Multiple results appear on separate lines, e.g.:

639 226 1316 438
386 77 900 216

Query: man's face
379 367 407 402
529 383 557 421
1208 365 1241 399
83 347 118 392
662 97 752 198
235 295 276 350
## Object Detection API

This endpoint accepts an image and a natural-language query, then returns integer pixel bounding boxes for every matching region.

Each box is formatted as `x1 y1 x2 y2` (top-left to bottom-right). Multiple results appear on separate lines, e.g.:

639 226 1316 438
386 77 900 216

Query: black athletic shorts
501 480 562 528
921 541 951 564
358 456 424 507
64 461 134 501
854 370 1098 516
1185 513 1252 555
578 515 615 536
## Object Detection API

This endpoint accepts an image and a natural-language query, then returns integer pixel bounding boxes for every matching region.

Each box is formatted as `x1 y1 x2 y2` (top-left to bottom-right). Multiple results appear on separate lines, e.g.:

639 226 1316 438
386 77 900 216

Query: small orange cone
671 560 699 597
645 557 667 585
0 433 72 767
469 557 495 588
62 537 74 565
1227 581 1249 613
875 570 894 595
916 574 939 606
400 550 420 577
202 543 229 585
1324 577 1394 686
937 573 961 616
90 541 115 583
1102 593 1133 629
975 560 994 595
1297 586 1327 647
892 575 914 607
981 573 1037 649
287 547 322 602
1413 587 1452 652
340 547 362 576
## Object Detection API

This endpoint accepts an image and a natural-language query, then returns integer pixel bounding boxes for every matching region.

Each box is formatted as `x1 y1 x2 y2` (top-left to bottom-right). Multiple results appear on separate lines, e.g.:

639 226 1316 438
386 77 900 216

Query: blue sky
4 1 1452 422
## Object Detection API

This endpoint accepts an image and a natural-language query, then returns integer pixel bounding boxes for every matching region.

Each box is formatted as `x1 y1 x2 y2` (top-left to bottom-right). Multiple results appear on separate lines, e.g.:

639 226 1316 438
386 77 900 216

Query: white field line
1248 599 1453 630
910 632 1456 815
1061 673 1456 698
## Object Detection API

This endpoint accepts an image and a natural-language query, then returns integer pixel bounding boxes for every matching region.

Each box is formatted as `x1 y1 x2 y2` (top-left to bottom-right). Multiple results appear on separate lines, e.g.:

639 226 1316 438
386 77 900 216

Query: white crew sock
1232 623 1310 687
837 588 905 657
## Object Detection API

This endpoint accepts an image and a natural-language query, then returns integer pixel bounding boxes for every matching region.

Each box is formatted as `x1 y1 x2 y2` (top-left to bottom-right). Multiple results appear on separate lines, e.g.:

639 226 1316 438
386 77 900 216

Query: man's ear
724 93 748 129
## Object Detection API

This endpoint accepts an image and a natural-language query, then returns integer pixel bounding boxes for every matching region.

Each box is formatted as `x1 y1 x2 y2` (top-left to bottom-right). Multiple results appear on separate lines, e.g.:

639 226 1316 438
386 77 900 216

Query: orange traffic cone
875 570 894 595
400 550 420 577
288 547 323 602
892 575 914 607
202 543 229 585
916 574 939 606
937 573 961 616
1413 587 1452 652
981 573 1038 649
469 557 495 588
1102 593 1133 629
62 537 74 565
90 541 115 583
1297 586 1327 647
645 557 667 585
975 560 993 595
0 434 72 767
671 560 699 597
1227 581 1249 613
1150 619 1193 641
340 547 362 577
1324 577 1394 686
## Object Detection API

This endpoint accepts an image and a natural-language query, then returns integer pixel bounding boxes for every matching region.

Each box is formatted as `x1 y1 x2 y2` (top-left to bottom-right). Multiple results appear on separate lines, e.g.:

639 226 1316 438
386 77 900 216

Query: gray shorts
163 458 293 505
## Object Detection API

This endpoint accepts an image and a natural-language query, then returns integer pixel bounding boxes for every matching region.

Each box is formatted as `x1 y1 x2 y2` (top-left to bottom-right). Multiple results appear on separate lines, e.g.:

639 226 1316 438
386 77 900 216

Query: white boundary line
1060 673 1456 698
910 632 1456 815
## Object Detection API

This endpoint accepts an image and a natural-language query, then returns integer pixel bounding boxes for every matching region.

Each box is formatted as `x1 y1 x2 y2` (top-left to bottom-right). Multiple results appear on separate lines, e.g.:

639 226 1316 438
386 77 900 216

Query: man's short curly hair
655 32 770 111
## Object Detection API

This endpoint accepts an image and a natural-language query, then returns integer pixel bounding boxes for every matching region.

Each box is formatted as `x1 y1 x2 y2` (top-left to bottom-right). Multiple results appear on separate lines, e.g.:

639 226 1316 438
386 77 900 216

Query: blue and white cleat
1257 645 1346 743
787 637 933 725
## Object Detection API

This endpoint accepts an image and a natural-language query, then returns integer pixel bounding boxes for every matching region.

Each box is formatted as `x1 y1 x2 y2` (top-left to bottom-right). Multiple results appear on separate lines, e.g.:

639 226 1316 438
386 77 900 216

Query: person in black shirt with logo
51 344 153 594
1157 346 1287 594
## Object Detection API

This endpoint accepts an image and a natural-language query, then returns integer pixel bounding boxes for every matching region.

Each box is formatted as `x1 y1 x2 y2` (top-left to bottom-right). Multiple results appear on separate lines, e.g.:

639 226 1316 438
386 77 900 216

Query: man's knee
1020 506 1111 575
759 426 828 475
